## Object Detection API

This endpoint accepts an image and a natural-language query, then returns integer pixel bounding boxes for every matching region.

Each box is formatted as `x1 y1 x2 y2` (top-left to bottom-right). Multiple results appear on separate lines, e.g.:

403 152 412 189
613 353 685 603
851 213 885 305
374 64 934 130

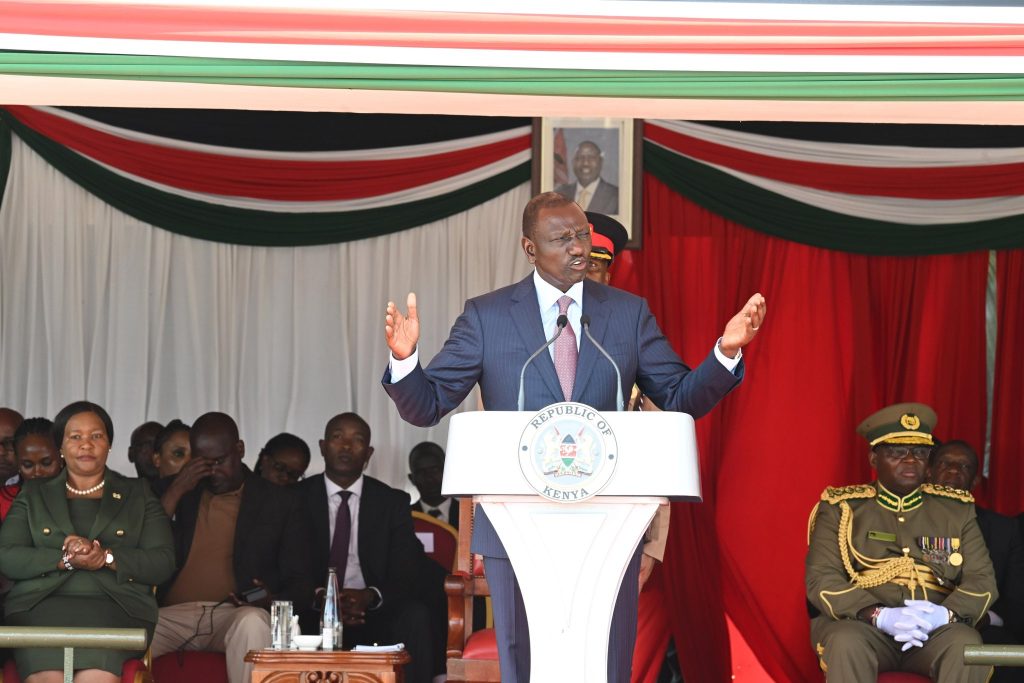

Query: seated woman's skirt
7 595 155 678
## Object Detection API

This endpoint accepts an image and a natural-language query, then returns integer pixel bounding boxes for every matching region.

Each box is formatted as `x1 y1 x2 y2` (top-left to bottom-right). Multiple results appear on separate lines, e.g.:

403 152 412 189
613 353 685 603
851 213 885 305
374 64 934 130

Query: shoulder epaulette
921 483 974 504
820 485 876 505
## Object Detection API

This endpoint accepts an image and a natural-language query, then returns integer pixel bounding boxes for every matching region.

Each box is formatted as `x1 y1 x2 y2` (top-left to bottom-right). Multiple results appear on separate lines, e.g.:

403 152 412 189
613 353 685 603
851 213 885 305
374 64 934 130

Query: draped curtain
0 134 531 484
989 249 1024 516
614 176 993 682
3 105 1024 683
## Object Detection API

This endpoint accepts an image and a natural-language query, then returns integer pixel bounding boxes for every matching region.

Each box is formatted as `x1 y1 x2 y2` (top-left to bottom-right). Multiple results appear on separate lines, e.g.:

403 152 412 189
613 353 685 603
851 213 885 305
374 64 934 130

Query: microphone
580 314 624 411
517 314 569 411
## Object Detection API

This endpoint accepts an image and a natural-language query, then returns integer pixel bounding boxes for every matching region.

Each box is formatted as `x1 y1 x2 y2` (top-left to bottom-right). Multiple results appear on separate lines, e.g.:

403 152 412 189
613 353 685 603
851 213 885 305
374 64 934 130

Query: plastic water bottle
320 567 342 650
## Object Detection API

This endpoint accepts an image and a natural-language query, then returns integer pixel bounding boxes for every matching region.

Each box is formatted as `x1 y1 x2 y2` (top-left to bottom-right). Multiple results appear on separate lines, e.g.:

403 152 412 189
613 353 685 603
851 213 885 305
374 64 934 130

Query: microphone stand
580 314 624 411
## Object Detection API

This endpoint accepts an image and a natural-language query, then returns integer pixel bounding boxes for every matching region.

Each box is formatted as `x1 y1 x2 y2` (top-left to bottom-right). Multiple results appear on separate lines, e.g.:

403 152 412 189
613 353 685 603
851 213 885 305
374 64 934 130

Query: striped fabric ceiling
3 1 1024 120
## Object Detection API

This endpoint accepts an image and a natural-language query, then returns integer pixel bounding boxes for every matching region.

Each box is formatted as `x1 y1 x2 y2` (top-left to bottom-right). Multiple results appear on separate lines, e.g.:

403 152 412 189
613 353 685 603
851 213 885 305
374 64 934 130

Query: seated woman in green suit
0 401 176 683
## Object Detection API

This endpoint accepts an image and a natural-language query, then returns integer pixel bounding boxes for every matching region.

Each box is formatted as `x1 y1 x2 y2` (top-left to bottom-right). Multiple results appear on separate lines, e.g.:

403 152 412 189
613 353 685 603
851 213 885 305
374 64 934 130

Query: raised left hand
719 293 766 358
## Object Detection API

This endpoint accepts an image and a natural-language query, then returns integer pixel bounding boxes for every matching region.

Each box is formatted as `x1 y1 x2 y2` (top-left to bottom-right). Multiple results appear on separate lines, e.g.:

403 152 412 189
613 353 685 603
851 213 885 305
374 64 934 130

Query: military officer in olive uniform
806 403 997 682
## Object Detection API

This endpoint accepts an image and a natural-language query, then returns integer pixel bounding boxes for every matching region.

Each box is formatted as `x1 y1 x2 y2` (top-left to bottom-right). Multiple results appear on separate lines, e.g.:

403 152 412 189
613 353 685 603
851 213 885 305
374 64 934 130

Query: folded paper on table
353 643 406 652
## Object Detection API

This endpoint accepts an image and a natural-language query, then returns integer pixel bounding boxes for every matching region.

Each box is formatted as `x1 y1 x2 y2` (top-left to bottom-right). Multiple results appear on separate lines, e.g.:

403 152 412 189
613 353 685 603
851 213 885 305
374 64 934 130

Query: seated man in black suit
297 413 433 683
408 441 458 529
929 440 1024 682
151 412 313 683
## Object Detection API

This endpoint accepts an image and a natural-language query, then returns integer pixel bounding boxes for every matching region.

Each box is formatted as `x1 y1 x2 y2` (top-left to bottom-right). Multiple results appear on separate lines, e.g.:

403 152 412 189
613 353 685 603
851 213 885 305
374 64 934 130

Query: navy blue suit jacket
383 274 742 556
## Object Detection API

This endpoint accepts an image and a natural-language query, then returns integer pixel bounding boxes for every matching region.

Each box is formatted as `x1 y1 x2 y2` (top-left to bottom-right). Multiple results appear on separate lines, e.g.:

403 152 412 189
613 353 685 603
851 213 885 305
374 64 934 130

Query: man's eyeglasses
878 446 932 463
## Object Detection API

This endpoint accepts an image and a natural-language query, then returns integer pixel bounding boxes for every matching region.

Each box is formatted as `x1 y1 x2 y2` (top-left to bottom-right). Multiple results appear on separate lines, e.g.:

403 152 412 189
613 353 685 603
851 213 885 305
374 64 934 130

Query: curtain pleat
989 250 1024 516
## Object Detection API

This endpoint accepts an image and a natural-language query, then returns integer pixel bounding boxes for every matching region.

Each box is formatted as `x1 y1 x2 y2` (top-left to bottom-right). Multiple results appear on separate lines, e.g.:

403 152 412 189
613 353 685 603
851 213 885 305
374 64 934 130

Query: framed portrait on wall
532 117 642 248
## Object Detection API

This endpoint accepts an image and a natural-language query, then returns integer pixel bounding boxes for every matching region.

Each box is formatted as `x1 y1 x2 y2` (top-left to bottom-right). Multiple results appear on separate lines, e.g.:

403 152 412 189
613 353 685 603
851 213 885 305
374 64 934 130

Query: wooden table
245 648 411 683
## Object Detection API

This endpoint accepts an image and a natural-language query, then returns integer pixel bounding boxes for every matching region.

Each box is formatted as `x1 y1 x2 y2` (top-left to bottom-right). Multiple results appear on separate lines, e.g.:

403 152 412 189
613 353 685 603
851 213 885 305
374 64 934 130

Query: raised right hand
385 292 419 361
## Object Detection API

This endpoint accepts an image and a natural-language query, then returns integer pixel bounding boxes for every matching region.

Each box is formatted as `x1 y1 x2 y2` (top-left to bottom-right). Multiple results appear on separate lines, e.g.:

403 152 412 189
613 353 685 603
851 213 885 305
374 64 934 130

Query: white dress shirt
324 474 366 590
389 268 741 380
533 270 583 359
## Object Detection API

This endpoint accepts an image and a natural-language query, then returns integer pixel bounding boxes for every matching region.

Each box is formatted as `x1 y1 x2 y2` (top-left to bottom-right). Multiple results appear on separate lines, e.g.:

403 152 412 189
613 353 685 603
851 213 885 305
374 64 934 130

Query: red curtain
988 250 1024 516
614 174 990 683
632 564 673 683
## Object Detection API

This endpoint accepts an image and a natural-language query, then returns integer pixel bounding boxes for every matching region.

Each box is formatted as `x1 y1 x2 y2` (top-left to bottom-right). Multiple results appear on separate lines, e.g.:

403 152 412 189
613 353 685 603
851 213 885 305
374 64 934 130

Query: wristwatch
104 550 115 567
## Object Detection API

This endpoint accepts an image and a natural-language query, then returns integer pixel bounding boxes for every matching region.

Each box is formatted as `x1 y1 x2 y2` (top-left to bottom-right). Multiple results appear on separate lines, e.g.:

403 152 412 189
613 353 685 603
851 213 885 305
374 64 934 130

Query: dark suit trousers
485 545 642 683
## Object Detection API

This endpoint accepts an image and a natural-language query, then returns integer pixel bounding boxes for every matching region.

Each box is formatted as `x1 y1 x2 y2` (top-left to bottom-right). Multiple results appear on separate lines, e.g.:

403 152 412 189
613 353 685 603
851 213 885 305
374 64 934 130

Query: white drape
0 136 531 493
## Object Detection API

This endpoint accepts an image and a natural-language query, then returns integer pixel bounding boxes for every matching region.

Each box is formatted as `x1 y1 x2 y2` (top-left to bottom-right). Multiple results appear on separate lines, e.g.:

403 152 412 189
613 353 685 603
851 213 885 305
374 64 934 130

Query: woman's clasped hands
61 534 106 571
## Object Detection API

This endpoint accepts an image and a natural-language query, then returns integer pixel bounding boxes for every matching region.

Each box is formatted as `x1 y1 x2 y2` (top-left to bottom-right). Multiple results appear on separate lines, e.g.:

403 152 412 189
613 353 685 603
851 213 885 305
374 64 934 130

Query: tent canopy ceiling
4 2 1024 122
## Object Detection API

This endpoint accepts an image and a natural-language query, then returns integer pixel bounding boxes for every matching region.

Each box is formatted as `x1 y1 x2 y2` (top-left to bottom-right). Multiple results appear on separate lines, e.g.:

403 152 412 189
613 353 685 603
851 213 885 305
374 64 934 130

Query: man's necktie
329 490 353 579
554 295 578 401
428 508 443 519
577 188 590 209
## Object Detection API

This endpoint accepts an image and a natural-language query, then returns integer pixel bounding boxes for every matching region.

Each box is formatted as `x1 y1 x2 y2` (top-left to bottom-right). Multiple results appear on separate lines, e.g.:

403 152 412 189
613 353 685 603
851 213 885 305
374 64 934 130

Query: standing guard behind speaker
806 403 997 683
381 191 766 682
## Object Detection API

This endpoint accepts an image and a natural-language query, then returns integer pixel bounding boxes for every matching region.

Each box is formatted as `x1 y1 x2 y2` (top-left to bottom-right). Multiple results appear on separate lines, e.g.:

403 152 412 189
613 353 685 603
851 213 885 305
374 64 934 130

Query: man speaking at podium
382 192 765 682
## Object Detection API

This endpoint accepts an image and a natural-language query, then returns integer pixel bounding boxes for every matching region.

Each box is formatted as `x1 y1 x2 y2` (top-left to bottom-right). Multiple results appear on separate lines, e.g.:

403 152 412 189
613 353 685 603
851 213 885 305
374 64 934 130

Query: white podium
442 407 701 683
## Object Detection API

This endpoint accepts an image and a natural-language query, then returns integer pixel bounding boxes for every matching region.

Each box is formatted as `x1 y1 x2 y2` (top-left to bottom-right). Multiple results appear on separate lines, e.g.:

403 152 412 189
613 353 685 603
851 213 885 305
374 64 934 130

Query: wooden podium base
245 648 411 683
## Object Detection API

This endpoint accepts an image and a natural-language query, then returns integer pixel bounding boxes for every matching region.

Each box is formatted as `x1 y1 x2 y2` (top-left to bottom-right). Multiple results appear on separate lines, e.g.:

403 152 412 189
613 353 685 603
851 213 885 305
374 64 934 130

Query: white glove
875 606 931 651
902 599 951 632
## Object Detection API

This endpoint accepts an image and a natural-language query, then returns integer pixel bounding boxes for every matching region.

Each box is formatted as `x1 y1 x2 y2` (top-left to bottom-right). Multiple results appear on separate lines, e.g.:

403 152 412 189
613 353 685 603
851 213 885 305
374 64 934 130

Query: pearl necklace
66 480 105 496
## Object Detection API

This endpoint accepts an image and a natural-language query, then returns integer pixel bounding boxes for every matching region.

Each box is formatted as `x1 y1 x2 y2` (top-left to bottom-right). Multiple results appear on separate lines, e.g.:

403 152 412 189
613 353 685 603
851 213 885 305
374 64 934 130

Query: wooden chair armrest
446 573 471 658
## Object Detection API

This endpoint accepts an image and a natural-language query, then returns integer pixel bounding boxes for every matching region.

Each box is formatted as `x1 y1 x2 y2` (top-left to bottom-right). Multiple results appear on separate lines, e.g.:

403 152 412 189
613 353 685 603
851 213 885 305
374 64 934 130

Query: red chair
2 657 151 683
151 651 228 683
411 510 459 572
445 498 499 682
878 674 930 683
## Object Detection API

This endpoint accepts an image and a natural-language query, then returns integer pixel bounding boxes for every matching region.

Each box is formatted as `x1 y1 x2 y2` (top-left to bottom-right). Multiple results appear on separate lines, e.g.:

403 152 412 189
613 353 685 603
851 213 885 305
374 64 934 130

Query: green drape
643 141 1024 255
3 52 1024 100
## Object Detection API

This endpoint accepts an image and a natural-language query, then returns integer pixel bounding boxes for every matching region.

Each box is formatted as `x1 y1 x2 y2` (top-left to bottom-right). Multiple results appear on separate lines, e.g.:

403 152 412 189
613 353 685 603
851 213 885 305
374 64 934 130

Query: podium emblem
519 402 618 502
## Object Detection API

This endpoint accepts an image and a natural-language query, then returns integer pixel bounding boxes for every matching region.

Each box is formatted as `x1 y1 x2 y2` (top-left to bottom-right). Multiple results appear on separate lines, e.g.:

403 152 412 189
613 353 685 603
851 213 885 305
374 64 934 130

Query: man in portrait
555 140 620 214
